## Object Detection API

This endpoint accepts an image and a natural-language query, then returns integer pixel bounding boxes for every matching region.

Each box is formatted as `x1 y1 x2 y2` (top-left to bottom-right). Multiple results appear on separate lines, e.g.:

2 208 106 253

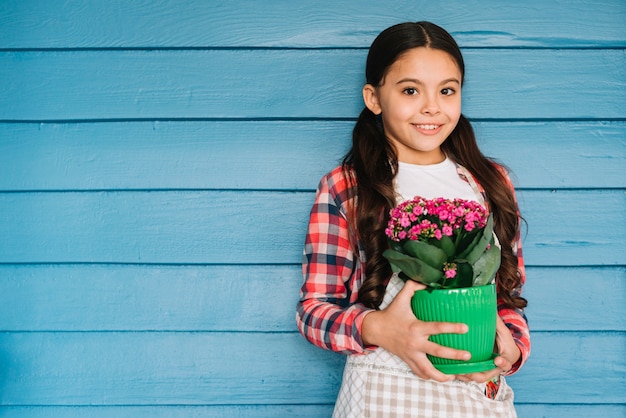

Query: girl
296 22 530 417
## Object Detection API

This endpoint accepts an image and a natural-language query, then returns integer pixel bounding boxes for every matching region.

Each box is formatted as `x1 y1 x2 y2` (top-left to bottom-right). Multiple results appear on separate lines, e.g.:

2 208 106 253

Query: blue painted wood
522 267 626 332
0 331 621 405
0 405 336 418
0 121 624 191
0 405 337 418
509 332 626 404
0 332 344 405
1 0 624 48
0 404 624 418
1 49 624 121
0 190 623 265
0 265 621 332
0 0 623 414
518 190 626 266
518 405 626 418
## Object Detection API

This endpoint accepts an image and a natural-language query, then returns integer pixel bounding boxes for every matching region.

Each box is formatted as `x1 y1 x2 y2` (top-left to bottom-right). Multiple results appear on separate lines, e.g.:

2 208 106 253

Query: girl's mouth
412 124 443 135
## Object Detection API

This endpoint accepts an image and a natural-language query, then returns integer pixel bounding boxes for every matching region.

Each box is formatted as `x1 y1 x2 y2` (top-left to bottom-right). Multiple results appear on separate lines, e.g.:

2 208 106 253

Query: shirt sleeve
295 169 375 354
497 169 531 375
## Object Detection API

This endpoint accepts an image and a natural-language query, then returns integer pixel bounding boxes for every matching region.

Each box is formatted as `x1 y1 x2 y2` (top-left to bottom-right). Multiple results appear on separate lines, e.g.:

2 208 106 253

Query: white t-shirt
394 157 480 203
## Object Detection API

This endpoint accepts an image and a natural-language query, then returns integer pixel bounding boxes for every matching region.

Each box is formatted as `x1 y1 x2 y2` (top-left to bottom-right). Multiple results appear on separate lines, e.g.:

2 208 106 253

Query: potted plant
383 196 501 374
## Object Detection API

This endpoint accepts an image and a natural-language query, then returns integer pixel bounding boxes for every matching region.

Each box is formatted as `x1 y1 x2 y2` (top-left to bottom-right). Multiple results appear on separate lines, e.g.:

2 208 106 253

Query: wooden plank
0 265 302 332
0 190 312 264
517 405 626 418
0 121 623 191
523 267 626 332
509 332 626 404
0 332 345 405
518 189 626 266
0 265 622 333
475 121 626 189
0 190 622 265
1 0 624 48
0 331 621 405
0 404 624 418
1 49 624 120
0 405 336 418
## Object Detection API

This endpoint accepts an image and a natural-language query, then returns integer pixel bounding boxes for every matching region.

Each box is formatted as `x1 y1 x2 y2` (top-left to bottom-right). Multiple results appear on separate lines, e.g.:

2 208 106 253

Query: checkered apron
332 275 518 418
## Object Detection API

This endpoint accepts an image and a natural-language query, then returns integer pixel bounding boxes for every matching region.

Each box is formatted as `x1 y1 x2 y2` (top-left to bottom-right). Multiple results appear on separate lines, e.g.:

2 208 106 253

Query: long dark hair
342 21 527 310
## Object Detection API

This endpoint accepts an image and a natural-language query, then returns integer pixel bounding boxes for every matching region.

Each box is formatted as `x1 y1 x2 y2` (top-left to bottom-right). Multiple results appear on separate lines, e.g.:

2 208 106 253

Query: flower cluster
385 197 488 243
383 196 500 289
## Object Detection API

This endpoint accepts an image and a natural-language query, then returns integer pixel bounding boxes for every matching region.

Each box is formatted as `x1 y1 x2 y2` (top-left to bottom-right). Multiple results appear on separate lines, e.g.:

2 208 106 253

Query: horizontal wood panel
0 121 624 191
0 190 623 265
1 0 624 48
0 331 621 405
509 332 626 404
0 404 624 418
0 265 622 332
518 405 626 418
518 189 625 266
1 49 624 120
0 405 336 418
523 267 626 332
0 332 344 405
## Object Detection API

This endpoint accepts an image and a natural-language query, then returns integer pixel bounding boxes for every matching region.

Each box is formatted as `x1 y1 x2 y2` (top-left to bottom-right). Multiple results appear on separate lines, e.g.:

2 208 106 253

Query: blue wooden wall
0 1 624 416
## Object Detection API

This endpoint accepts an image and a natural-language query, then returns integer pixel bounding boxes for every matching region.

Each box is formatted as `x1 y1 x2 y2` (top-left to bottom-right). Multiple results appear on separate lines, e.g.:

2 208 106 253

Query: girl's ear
363 84 382 115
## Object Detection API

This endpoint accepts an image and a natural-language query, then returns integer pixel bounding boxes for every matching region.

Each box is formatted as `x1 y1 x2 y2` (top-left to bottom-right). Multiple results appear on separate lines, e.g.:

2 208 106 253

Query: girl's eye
403 87 418 96
441 88 456 96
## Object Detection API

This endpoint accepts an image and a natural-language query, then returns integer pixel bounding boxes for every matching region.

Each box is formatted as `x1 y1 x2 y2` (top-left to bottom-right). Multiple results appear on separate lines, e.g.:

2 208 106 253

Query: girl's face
363 47 462 165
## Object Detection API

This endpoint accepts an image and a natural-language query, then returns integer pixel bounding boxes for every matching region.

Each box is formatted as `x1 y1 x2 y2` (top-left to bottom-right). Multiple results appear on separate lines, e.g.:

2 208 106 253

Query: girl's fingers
421 320 469 336
493 355 512 373
407 356 454 382
422 339 471 361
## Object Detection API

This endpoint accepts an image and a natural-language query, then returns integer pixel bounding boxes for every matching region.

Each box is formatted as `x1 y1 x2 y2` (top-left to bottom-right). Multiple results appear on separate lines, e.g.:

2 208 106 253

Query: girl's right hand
361 279 471 382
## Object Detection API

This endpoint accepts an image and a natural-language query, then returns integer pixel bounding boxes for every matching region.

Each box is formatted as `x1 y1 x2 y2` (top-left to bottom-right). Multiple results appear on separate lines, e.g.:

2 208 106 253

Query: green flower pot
411 283 497 374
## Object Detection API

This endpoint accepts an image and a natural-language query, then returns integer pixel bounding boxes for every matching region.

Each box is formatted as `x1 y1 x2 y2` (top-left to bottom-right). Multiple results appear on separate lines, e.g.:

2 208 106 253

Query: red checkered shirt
296 163 531 374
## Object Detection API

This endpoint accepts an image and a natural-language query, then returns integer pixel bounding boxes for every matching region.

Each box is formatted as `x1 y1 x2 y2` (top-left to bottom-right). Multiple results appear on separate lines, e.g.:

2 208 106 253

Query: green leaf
472 238 501 286
402 240 447 269
442 261 473 288
389 239 403 252
455 229 482 259
439 235 456 258
458 214 495 263
383 249 443 287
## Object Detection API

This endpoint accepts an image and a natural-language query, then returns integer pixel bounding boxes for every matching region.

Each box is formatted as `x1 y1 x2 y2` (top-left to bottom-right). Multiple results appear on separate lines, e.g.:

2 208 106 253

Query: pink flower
384 196 494 289
443 261 458 279
385 196 488 246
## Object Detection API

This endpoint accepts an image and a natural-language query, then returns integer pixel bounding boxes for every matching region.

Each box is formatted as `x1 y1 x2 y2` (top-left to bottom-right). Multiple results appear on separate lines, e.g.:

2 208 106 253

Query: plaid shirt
296 164 530 374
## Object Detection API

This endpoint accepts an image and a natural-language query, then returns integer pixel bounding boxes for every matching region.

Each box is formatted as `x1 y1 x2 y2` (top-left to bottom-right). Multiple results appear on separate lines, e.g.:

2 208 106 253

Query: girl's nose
421 96 441 115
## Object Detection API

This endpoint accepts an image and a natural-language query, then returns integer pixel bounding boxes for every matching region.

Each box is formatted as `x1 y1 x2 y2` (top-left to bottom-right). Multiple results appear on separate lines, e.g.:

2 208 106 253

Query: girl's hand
455 316 521 383
362 280 471 382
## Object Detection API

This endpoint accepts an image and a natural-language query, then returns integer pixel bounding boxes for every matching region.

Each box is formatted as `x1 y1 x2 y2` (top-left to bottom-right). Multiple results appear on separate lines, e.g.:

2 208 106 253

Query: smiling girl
296 22 530 417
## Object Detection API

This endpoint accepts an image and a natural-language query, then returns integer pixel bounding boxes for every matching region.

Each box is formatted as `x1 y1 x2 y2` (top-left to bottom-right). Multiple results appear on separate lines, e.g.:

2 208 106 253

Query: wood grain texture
1 0 624 48
1 0 623 414
0 405 337 418
0 190 623 265
0 404 624 418
0 265 622 332
1 49 624 120
0 121 624 191
0 332 621 405
0 332 345 405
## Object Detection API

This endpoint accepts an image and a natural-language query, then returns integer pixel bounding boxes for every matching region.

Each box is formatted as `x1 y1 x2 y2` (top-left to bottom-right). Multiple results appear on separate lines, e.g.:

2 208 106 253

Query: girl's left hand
455 316 521 383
